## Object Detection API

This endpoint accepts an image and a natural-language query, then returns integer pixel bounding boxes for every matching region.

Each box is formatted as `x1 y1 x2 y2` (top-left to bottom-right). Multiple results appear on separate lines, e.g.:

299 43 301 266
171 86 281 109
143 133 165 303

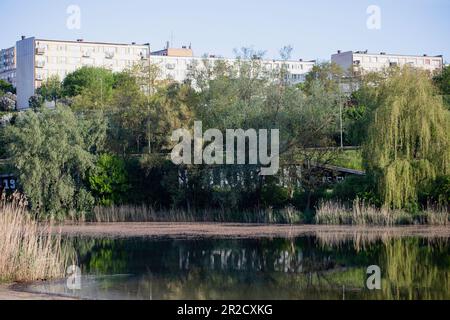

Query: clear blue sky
0 0 449 62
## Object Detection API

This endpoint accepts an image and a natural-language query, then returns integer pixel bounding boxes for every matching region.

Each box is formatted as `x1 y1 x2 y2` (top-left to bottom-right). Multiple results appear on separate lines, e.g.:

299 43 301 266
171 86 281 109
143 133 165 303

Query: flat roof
34 38 150 47
334 50 442 58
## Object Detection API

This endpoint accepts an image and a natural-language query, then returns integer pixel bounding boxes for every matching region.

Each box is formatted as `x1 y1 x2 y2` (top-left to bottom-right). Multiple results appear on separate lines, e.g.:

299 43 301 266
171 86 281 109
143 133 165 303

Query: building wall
0 46 16 87
332 51 444 75
15 37 151 109
150 55 315 85
16 37 35 109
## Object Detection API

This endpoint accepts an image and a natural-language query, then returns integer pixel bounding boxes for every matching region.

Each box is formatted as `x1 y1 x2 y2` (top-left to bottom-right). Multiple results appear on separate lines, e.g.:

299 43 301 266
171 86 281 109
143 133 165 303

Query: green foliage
37 75 63 104
0 79 15 94
5 107 107 219
28 94 44 110
331 150 363 171
302 62 344 95
364 67 450 209
0 92 16 111
329 175 380 205
260 177 290 208
433 65 450 109
420 175 450 207
62 66 115 109
89 154 130 206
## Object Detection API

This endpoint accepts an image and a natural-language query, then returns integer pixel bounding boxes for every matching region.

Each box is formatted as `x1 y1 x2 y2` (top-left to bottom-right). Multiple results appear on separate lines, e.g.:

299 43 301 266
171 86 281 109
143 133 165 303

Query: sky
0 0 449 62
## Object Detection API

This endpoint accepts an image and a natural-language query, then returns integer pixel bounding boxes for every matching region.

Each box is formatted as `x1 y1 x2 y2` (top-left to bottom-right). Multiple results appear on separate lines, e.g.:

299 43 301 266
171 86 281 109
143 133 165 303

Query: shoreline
52 222 450 239
0 283 75 300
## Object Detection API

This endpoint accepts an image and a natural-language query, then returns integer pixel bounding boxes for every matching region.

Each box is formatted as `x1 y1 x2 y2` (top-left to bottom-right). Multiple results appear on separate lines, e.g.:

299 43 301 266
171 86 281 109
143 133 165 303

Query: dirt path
0 284 74 300
53 222 450 239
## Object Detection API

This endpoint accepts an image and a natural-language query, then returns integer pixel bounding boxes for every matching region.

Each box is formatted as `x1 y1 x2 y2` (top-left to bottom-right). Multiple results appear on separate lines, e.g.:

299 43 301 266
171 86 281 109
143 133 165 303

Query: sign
0 174 17 192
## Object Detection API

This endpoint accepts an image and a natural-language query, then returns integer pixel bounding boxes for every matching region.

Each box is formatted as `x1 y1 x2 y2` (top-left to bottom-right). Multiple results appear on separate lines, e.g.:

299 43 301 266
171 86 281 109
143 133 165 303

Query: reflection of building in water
179 246 337 274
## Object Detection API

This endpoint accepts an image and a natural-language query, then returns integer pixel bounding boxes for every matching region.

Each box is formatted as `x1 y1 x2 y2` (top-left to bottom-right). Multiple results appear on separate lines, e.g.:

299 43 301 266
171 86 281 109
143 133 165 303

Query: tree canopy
364 67 450 209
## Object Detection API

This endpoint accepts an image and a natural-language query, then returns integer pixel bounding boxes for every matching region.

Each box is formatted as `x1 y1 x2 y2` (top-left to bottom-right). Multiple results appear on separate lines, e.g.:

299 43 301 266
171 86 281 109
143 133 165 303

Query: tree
62 66 115 109
302 62 344 95
0 79 15 95
6 106 107 219
433 65 450 109
364 67 450 209
89 154 129 206
38 75 63 105
0 92 16 111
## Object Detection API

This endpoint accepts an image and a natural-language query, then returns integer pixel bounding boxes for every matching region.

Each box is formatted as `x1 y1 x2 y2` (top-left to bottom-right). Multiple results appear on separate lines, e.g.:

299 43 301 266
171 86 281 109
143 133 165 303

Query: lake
23 234 450 300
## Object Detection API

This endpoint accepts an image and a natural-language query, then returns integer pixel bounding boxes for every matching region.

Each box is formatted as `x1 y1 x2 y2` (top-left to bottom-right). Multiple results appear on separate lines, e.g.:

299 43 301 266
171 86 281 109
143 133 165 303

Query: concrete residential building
332 50 444 75
151 47 315 85
4 36 314 109
14 36 151 109
0 46 16 87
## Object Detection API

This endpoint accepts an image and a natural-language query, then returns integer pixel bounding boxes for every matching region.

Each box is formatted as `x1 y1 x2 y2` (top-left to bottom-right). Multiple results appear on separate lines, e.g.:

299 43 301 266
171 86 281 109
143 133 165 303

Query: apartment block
150 48 315 85
332 50 444 75
15 36 151 109
0 46 16 87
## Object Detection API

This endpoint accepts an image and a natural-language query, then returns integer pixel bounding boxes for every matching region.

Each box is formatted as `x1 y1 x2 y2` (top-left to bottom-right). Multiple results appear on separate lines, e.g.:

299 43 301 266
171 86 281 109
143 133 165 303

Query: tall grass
90 204 304 224
315 198 449 226
0 192 72 283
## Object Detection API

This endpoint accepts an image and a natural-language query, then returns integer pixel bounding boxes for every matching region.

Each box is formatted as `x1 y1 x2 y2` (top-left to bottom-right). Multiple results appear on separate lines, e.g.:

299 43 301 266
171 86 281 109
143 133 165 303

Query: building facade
150 49 315 85
0 46 16 88
332 50 444 75
14 36 151 109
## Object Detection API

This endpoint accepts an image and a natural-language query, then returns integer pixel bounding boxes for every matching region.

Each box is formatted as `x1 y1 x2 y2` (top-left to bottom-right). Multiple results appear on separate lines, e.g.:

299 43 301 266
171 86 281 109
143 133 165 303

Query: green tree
37 75 63 105
301 62 344 95
433 64 450 109
89 154 129 206
62 66 115 109
0 79 15 95
6 106 107 219
364 67 450 209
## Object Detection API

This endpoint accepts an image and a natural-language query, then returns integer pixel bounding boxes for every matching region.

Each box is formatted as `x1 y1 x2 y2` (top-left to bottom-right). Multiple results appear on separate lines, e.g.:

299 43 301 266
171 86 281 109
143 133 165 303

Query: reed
315 198 449 226
89 204 303 224
0 192 72 283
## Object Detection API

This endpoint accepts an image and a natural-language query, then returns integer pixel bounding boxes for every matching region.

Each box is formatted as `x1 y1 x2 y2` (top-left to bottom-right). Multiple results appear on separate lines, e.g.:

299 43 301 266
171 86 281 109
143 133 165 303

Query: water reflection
25 235 450 300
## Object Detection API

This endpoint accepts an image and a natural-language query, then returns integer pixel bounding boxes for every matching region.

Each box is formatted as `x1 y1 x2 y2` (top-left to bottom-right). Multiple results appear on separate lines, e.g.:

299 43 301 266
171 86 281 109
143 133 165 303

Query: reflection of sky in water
23 236 450 300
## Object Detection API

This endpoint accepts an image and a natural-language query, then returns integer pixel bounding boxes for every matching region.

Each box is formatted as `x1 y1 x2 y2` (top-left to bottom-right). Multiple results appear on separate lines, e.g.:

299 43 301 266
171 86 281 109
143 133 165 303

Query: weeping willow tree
364 67 450 209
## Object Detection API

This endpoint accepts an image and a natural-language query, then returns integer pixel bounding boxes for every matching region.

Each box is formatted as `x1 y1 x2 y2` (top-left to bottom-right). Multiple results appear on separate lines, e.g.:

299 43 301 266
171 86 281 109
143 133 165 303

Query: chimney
21 35 26 40
337 50 341 54
76 39 83 42
132 42 136 45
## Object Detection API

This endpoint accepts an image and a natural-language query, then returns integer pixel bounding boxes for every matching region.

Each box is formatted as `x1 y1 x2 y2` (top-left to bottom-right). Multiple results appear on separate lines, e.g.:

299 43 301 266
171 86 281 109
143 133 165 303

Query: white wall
16 37 35 110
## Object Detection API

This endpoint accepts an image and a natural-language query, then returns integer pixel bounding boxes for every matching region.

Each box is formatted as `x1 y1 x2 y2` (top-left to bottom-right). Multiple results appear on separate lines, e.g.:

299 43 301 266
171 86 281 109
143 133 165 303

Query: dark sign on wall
0 174 17 193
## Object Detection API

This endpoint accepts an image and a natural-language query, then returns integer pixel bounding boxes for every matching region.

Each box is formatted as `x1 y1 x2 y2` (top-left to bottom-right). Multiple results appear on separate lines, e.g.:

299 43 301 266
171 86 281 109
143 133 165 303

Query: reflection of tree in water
380 238 450 300
65 236 450 299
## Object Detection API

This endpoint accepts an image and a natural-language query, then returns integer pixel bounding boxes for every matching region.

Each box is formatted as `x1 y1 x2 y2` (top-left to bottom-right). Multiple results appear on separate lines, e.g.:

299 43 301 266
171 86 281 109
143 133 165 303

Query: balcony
36 60 45 68
105 52 115 59
35 47 46 55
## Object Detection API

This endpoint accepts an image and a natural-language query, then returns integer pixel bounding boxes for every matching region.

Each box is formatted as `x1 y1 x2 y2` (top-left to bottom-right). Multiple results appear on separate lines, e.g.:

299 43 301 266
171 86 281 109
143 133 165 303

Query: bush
260 178 290 209
420 175 450 208
89 154 130 206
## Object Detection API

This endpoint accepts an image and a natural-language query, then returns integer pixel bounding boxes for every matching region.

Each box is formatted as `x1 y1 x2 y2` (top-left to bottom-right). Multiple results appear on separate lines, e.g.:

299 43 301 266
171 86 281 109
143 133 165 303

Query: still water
25 235 450 300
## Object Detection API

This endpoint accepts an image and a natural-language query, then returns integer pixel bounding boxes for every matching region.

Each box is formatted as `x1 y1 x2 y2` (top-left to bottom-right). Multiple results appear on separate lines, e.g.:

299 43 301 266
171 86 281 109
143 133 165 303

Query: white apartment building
0 46 16 87
332 50 444 75
5 36 315 109
150 52 315 85
15 36 151 109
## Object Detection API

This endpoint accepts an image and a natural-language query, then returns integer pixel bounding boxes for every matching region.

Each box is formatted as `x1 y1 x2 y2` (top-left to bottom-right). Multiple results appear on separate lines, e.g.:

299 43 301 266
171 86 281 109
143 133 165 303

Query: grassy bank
0 193 72 283
72 201 450 226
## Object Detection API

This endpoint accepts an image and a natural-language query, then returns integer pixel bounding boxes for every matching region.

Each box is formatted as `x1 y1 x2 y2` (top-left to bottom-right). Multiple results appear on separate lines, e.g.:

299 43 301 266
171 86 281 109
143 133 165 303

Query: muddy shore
53 222 450 239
